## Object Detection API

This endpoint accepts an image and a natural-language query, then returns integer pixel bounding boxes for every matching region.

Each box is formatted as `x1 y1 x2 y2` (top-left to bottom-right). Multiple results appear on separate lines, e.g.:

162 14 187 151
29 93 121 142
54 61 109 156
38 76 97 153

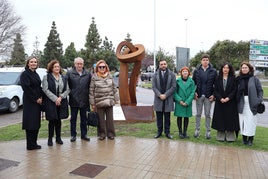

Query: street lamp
185 18 188 48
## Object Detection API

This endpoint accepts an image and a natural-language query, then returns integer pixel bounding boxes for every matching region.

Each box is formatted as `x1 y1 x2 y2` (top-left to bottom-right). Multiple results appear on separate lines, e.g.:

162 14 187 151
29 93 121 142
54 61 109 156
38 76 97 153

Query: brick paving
1 137 268 178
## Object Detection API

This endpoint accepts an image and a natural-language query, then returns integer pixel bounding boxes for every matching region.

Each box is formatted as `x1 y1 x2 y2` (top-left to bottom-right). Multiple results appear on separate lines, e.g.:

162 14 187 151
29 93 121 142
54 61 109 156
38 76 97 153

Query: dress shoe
166 134 173 139
98 136 105 141
27 145 41 150
108 136 114 140
81 136 90 141
47 138 53 146
56 137 63 145
154 133 162 138
70 136 76 142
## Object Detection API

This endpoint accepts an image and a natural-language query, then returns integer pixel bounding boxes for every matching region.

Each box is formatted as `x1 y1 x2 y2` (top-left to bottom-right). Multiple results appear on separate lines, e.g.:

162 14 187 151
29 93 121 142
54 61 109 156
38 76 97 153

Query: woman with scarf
236 62 263 146
42 60 70 146
89 60 119 140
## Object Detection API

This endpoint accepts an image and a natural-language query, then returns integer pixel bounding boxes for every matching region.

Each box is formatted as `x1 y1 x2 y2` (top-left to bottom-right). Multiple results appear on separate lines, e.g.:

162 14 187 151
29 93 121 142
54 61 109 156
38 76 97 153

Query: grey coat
152 69 176 112
237 76 263 115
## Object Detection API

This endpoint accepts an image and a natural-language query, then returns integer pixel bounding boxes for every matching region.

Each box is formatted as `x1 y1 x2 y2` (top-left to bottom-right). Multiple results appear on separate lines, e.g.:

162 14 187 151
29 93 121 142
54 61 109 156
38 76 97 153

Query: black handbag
86 111 99 127
257 102 265 114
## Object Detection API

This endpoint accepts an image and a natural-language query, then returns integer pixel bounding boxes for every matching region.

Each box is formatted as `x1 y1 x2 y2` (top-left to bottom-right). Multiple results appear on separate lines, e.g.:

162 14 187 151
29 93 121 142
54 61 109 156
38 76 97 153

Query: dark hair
25 56 38 69
219 62 235 77
47 60 62 74
239 61 254 76
201 54 210 60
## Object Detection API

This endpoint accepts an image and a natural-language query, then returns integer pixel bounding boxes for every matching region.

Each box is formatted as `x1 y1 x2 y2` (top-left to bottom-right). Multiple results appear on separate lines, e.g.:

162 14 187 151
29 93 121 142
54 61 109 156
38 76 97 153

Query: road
1 87 268 128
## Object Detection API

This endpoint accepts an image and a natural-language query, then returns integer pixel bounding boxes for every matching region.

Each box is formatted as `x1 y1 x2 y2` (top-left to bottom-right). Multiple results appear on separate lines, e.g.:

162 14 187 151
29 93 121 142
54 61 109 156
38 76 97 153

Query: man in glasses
152 59 176 139
66 57 91 142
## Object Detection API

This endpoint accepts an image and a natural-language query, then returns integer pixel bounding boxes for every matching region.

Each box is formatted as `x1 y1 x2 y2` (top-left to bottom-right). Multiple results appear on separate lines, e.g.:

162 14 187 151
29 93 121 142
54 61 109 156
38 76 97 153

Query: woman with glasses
89 60 119 140
42 60 70 146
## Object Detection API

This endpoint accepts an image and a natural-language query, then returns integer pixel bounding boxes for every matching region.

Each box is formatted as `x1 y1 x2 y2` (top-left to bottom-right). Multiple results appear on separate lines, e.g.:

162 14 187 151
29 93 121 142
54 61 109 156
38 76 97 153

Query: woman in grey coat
236 62 263 146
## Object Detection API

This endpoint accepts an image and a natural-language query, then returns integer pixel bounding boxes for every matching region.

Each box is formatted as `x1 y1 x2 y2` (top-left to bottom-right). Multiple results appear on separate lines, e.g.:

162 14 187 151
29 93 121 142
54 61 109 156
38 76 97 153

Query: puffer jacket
89 73 119 108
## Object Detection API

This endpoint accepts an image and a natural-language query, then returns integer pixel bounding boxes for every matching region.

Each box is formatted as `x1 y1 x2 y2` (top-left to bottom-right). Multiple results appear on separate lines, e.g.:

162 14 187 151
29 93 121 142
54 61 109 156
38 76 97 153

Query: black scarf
159 69 169 94
237 74 252 100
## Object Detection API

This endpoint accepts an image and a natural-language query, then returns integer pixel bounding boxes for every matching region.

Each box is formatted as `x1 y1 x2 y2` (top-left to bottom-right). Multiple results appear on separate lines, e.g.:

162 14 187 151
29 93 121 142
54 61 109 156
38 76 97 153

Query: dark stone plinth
120 105 155 123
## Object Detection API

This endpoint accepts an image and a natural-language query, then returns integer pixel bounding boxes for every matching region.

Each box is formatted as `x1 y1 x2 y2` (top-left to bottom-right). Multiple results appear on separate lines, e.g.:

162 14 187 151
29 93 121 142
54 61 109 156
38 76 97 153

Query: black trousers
156 111 171 134
26 129 39 148
48 119 62 139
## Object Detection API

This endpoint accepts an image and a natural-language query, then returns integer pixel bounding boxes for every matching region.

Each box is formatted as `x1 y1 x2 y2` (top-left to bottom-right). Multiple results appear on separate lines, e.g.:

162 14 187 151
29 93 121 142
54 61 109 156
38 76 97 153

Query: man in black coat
66 57 91 142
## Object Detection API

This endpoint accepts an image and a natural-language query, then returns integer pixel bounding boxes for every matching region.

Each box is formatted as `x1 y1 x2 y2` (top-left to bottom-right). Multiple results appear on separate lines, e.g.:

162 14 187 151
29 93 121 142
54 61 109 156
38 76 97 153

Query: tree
9 33 25 66
41 21 63 68
31 36 42 60
63 42 77 68
99 36 118 71
83 17 102 68
190 40 249 70
0 0 25 59
154 47 176 71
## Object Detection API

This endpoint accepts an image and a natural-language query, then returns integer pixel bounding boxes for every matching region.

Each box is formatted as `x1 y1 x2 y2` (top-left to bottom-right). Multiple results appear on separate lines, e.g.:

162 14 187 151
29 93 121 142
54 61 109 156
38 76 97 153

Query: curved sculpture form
116 41 145 105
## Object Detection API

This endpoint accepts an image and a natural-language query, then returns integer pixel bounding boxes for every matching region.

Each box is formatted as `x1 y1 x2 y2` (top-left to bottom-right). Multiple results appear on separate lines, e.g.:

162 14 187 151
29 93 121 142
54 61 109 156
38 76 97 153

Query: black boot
248 136 254 146
177 117 184 138
55 120 63 145
183 118 189 139
48 121 54 146
242 135 248 145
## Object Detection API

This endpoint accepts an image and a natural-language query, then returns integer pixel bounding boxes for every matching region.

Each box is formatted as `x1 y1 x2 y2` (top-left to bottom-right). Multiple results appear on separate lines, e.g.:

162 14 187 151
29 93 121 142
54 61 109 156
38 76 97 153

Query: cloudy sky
9 0 268 57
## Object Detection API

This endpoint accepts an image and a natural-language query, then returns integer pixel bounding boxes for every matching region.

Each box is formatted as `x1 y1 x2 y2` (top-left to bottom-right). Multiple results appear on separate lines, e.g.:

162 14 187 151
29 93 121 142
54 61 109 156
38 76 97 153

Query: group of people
20 54 263 150
152 55 263 146
20 56 118 150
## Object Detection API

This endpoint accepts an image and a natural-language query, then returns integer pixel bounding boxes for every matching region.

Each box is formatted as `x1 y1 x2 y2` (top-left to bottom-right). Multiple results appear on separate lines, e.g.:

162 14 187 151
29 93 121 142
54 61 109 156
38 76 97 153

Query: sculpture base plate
113 105 155 123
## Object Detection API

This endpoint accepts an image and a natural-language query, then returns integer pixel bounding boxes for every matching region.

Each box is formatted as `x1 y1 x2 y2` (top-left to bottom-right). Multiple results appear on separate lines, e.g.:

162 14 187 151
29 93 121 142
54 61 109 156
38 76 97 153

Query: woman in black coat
42 60 70 146
212 62 239 142
20 57 43 150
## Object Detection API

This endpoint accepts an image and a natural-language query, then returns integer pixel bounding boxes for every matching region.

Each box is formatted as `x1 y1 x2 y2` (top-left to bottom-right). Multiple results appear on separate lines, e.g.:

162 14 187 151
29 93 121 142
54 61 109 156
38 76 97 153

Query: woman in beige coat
89 60 119 140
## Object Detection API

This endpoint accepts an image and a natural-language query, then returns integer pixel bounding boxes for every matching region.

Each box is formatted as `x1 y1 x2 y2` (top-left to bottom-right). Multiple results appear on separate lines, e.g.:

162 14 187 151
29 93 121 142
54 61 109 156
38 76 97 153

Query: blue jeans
70 107 87 137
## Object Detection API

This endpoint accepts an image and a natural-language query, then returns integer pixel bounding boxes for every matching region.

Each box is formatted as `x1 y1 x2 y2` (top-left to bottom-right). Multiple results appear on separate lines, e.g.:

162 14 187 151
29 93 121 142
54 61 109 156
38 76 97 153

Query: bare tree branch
0 0 25 58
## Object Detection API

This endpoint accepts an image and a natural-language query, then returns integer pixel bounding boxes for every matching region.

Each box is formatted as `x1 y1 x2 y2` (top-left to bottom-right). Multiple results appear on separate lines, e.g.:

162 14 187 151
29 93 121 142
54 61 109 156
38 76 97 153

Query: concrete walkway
1 137 268 178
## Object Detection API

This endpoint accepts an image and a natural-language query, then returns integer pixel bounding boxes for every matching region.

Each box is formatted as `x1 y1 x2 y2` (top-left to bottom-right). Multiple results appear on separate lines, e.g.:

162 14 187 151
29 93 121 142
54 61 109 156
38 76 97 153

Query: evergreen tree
125 33 132 42
31 36 42 60
41 21 63 68
63 42 77 68
9 33 25 66
84 17 102 68
99 36 118 71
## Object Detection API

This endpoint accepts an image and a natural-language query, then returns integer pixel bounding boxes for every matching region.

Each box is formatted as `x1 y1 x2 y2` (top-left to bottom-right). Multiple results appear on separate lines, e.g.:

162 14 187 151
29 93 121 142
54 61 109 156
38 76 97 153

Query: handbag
257 102 265 114
86 111 99 127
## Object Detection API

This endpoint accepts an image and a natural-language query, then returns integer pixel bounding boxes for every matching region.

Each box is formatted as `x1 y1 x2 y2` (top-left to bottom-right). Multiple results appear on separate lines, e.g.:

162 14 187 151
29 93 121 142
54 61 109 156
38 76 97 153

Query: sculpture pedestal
113 105 155 123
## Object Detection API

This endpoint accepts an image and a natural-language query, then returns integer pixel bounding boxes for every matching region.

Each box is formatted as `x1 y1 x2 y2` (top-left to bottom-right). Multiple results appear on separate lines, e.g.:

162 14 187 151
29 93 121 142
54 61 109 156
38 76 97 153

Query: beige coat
89 74 119 107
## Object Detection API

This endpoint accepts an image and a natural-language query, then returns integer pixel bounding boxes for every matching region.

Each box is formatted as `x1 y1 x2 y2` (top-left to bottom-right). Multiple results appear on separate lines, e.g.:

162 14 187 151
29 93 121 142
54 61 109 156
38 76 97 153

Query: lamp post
153 0 156 73
185 18 188 48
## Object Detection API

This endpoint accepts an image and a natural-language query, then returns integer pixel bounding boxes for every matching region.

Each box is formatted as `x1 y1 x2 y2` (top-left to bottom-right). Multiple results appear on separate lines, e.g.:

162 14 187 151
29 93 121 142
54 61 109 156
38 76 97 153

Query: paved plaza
1 137 268 178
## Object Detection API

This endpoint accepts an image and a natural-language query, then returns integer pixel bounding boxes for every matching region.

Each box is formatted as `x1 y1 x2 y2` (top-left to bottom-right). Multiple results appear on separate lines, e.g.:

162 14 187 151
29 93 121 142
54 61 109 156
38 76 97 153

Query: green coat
174 77 196 117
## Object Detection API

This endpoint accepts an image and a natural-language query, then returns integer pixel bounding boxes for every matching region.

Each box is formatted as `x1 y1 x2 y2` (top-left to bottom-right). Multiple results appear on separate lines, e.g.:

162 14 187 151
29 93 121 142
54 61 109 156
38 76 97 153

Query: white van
0 67 47 112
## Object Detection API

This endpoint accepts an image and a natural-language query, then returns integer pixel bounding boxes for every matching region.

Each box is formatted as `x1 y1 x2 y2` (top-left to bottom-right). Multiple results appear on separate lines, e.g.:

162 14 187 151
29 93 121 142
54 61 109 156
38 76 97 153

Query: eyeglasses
98 66 106 69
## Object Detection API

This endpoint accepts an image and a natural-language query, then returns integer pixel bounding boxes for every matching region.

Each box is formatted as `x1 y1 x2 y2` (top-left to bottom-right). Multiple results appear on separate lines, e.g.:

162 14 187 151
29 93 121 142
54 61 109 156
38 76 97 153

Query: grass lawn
1 114 268 152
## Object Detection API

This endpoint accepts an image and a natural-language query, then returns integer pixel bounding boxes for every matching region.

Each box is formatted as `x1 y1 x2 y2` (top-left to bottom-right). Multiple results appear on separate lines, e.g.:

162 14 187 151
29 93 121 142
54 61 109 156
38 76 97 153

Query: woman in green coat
174 67 196 138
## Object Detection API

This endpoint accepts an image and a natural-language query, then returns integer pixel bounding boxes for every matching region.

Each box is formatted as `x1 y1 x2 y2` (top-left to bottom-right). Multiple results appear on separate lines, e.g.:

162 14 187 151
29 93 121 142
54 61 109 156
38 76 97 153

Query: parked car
0 67 47 112
113 72 139 88
140 72 154 81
